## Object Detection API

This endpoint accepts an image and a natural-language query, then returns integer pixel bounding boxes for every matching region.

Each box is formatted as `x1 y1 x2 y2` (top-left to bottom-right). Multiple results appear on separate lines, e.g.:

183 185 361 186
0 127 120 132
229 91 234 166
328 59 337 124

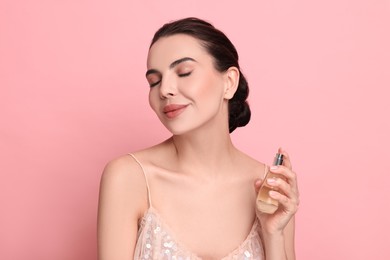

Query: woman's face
146 34 231 135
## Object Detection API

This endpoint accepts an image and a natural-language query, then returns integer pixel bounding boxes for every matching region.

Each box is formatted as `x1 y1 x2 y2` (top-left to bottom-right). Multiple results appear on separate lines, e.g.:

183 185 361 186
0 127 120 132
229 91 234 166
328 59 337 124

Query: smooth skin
97 34 299 260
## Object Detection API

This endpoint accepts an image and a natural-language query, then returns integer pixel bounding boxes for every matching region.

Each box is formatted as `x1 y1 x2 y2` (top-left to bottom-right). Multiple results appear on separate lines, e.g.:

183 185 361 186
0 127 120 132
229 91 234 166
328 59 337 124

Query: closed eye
178 72 192 77
149 80 161 88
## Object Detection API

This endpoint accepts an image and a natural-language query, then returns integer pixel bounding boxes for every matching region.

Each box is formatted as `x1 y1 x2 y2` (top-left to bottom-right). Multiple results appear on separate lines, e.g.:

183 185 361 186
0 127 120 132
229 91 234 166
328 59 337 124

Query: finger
269 190 299 215
266 177 291 196
266 177 299 206
270 165 297 185
278 147 292 170
254 178 263 193
267 166 299 201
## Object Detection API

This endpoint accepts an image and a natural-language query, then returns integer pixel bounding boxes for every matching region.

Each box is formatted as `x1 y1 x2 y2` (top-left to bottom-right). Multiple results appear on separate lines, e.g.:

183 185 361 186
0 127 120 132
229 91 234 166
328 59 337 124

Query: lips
163 104 188 119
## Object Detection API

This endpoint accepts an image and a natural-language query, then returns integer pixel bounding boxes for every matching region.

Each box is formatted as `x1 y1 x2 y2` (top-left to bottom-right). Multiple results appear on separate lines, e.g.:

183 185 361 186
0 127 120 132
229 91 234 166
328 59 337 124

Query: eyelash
149 80 161 88
178 72 192 77
148 72 192 88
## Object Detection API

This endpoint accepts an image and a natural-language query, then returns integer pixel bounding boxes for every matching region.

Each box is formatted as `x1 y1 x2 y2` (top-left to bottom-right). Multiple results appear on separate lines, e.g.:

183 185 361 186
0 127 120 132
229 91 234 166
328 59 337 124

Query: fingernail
269 190 278 198
267 178 276 184
270 166 278 170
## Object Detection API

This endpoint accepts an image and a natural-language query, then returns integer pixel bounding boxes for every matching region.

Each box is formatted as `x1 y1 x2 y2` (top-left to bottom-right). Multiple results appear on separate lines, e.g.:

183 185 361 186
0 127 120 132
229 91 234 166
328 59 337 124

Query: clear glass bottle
256 153 284 214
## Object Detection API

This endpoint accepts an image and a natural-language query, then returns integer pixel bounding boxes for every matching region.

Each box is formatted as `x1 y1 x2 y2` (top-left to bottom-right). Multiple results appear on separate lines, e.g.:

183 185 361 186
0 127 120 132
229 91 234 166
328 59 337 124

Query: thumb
254 178 263 193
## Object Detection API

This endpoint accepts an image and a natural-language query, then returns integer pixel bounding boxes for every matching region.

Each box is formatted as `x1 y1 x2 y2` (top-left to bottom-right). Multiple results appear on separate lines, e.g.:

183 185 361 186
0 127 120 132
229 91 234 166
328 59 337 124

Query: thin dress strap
263 164 269 179
128 153 152 207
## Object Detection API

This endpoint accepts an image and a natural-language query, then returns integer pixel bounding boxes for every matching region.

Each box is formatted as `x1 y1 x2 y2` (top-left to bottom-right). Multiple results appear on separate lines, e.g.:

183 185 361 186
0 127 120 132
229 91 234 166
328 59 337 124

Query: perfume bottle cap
273 153 284 166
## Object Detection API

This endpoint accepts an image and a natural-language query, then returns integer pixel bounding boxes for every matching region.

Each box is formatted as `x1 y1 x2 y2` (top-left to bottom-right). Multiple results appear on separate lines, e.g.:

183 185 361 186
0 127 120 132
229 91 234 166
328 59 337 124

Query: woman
98 17 299 260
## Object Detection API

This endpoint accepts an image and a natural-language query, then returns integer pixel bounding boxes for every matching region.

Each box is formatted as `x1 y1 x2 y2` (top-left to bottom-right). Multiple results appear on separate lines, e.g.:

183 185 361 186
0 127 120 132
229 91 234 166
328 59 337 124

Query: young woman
98 17 299 260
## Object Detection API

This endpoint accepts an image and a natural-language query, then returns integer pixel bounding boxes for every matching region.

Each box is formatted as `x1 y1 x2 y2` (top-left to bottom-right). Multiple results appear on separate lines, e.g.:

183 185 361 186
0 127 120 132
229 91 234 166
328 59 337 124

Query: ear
223 66 239 100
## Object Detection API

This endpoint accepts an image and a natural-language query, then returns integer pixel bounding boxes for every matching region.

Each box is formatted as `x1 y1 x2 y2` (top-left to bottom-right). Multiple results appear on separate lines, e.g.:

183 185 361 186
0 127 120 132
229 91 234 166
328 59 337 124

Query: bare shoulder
99 140 170 203
102 154 143 179
97 153 153 259
101 154 143 184
99 153 149 219
235 150 267 178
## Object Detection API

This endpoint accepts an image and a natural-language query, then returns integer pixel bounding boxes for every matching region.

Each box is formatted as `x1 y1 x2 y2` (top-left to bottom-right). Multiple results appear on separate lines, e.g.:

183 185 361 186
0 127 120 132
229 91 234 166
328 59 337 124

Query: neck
169 123 238 179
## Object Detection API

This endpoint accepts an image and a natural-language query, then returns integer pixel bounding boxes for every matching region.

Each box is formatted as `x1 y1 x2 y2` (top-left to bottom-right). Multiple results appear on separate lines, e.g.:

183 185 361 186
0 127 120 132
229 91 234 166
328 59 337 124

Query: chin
163 123 196 136
165 128 188 136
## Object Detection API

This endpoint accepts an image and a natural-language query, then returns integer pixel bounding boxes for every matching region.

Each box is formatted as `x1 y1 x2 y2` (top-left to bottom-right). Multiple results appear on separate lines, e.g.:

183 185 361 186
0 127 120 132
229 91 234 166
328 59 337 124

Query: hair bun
229 100 251 133
228 72 251 133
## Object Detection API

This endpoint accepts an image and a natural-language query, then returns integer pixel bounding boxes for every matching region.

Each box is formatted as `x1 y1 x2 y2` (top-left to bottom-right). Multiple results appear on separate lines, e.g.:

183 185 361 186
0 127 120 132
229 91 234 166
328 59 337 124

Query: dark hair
150 17 251 133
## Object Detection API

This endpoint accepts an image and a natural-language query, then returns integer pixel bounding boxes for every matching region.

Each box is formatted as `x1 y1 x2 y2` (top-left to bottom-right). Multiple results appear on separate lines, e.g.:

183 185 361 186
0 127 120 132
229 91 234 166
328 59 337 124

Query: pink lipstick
163 104 188 119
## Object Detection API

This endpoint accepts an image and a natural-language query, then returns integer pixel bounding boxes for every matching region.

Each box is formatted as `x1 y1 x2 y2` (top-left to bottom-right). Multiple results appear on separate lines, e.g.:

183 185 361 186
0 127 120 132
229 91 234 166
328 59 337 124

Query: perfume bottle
256 153 284 214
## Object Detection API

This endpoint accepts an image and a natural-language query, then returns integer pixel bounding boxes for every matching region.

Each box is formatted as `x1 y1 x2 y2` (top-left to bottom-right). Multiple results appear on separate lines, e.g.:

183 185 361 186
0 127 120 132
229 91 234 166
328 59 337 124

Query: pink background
1 0 389 259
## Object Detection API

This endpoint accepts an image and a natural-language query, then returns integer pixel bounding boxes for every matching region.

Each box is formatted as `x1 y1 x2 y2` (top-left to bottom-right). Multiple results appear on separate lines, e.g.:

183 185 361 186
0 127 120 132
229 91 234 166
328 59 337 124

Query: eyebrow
145 57 196 77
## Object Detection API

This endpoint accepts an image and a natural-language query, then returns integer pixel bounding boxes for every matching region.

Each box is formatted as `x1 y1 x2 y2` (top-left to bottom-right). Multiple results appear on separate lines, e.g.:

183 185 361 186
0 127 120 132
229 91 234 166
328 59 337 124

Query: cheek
188 73 224 100
148 90 159 112
199 77 225 103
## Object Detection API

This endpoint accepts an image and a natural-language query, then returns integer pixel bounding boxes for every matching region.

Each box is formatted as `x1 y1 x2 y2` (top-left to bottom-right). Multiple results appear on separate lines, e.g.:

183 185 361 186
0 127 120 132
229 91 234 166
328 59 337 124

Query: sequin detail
134 207 264 260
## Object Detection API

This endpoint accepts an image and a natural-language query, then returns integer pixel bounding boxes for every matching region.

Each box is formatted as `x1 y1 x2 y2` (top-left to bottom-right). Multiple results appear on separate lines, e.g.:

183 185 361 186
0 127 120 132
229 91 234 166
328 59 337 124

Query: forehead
147 34 210 68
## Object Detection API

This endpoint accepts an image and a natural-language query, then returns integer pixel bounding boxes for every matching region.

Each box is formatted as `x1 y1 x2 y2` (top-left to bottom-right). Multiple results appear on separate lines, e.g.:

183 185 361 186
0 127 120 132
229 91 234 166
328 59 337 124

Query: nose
159 76 177 99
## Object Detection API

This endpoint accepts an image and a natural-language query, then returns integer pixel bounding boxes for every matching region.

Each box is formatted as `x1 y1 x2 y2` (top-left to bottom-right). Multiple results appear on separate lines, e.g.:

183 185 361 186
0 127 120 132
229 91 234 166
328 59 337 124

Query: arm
97 156 148 260
283 215 296 260
261 216 295 260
